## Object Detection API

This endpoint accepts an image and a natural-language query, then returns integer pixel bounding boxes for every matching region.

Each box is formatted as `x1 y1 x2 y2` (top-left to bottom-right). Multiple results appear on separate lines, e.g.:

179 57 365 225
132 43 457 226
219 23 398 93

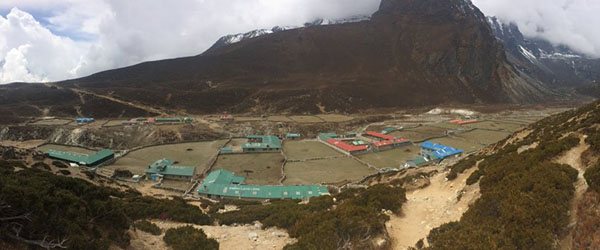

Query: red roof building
364 131 395 141
372 138 410 148
326 139 369 153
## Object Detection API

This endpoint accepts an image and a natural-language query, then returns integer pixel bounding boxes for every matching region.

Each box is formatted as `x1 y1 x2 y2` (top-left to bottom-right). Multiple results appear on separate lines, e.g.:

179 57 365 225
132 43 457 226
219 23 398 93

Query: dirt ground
283 157 374 185
316 114 354 122
212 153 284 185
37 144 95 154
556 135 590 249
267 116 293 122
456 129 511 145
288 116 324 123
390 126 448 142
430 137 483 153
463 120 524 132
358 144 420 169
127 220 295 250
30 119 72 126
107 140 226 175
386 168 480 249
283 140 343 160
103 120 127 127
0 140 46 149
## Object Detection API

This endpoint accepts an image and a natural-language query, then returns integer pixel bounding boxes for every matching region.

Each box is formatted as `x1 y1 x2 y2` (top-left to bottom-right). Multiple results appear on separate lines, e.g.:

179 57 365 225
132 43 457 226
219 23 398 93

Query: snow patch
519 45 537 62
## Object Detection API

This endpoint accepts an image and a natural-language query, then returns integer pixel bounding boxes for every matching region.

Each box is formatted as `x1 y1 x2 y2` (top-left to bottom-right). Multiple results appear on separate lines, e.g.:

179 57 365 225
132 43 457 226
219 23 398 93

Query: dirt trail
386 168 480 249
127 220 295 250
556 135 590 249
70 88 168 115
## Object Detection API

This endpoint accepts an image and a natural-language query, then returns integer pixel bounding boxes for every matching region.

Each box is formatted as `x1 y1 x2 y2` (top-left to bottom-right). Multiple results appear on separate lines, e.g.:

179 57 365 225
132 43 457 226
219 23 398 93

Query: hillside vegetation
0 159 212 249
428 101 600 249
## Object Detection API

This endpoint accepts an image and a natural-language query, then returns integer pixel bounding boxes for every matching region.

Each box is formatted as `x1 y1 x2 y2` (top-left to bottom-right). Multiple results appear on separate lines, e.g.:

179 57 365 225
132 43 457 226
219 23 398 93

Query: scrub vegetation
427 101 600 250
0 160 211 249
214 184 407 249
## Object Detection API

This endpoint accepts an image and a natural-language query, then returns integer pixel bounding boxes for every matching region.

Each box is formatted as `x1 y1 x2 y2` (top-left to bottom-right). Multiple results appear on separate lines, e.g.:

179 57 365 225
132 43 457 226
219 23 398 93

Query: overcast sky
1 0 599 84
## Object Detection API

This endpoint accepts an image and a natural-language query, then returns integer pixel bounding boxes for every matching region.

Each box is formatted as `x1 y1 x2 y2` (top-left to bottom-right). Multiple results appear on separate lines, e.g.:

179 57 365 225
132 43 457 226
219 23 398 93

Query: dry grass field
107 140 227 175
38 144 94 154
103 120 127 127
430 137 483 153
358 144 420 169
316 114 354 122
283 157 373 185
267 116 293 122
283 140 342 160
31 119 72 126
390 125 448 142
457 129 511 145
212 153 284 185
289 116 324 123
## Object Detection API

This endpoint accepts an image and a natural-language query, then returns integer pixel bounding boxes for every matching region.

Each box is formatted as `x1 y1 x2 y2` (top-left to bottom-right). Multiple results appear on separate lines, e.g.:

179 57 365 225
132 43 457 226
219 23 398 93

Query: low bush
134 220 161 235
52 160 68 168
585 163 600 192
163 226 218 250
216 184 406 249
31 161 51 171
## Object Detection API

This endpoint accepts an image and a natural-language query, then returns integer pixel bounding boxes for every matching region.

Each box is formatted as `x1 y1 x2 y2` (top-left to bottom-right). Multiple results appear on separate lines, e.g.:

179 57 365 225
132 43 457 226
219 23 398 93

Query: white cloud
0 0 380 84
473 0 600 58
0 7 89 84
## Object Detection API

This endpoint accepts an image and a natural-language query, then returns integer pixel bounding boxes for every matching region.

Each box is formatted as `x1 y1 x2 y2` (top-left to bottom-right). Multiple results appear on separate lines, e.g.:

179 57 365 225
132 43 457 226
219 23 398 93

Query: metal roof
364 131 396 140
46 148 114 166
286 133 302 138
242 135 282 149
198 169 329 199
318 133 338 141
420 141 463 159
145 158 196 177
373 138 410 148
326 138 369 152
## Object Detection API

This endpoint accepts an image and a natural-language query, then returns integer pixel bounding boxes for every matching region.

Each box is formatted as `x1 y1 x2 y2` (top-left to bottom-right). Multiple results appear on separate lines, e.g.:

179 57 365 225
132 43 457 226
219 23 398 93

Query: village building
145 158 196 181
420 141 463 161
76 117 95 124
46 148 114 167
197 169 329 200
242 135 282 152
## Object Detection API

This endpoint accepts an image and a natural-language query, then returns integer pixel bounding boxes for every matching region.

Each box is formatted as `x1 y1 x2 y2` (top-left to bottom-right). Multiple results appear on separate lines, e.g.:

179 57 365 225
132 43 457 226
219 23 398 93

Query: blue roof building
76 117 95 124
420 141 463 161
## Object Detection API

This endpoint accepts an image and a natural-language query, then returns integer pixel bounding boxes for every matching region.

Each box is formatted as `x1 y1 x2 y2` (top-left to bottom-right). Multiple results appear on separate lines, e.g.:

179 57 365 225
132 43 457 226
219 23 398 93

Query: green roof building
285 133 302 139
46 148 114 167
242 135 282 152
318 133 338 141
146 158 196 181
198 169 329 200
381 127 397 134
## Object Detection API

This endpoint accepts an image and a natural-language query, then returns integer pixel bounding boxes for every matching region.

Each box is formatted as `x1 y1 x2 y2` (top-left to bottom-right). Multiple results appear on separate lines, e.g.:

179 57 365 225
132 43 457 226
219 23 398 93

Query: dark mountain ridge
1 0 553 122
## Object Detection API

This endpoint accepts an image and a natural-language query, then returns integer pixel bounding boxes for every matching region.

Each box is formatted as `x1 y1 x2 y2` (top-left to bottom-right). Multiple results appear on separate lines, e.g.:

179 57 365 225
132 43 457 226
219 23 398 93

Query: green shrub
163 226 218 250
426 114 583 249
134 220 162 235
216 184 406 250
585 163 600 192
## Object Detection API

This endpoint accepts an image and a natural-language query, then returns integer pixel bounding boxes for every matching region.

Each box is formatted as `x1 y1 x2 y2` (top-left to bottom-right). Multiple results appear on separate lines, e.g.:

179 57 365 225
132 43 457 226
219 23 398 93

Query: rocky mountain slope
0 0 553 122
488 17 600 89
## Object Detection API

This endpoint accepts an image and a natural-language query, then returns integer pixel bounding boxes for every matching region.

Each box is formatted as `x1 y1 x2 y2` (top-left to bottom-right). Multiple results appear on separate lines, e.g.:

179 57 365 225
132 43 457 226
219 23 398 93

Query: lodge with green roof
46 148 114 167
198 169 329 200
242 135 282 152
146 158 196 181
